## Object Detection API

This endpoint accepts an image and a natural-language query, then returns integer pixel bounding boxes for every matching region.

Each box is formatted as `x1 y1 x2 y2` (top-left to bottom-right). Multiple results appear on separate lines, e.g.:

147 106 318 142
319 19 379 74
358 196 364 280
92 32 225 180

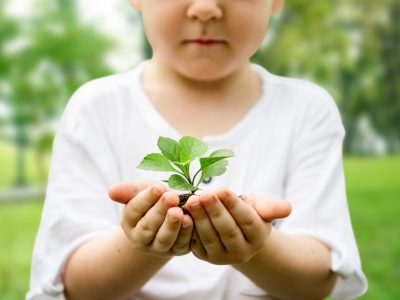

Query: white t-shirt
27 62 367 300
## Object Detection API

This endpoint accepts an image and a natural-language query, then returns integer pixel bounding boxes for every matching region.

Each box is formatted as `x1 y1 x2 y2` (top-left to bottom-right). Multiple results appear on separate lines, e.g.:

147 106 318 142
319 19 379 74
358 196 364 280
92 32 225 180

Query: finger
186 195 224 254
200 192 244 251
123 184 167 228
250 196 292 222
134 191 179 244
108 180 159 204
172 214 194 255
191 229 207 260
238 195 255 207
216 188 265 244
152 207 183 252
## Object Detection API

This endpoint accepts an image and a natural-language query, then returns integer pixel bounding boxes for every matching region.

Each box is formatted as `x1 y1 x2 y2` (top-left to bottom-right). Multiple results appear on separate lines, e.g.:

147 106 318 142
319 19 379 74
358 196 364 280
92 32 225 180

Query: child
27 0 367 299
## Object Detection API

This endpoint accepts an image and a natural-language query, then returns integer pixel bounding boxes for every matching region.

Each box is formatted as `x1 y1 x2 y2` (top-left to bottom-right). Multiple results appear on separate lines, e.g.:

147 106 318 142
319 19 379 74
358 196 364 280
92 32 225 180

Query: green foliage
199 159 228 183
0 0 116 185
250 0 400 153
157 137 181 162
138 153 177 172
168 174 196 192
138 136 234 193
179 136 209 162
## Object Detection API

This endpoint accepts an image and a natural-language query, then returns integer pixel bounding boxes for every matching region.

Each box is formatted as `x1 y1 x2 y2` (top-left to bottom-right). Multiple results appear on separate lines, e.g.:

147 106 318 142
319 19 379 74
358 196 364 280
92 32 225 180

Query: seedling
137 136 234 207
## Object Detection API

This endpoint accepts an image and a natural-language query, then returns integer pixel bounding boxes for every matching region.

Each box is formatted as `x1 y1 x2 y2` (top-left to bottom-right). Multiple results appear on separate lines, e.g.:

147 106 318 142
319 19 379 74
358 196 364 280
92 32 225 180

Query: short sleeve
279 90 368 299
27 89 121 299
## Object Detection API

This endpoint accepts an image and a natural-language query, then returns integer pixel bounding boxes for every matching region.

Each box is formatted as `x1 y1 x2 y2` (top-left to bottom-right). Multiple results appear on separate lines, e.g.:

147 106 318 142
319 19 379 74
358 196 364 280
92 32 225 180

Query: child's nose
186 0 223 22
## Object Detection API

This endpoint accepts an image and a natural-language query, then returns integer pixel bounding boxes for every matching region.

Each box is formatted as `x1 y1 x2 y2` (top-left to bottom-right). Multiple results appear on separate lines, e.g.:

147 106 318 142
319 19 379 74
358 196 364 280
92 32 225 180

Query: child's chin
177 65 238 82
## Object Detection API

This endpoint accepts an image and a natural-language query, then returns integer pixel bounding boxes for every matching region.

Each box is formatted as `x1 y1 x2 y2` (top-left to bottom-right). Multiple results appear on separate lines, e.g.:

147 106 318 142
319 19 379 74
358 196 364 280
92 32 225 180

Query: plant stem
192 168 205 188
183 163 193 185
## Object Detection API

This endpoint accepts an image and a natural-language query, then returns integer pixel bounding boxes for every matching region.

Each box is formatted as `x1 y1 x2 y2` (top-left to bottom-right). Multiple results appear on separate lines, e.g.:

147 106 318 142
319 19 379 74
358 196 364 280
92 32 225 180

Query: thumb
250 196 292 222
108 180 159 204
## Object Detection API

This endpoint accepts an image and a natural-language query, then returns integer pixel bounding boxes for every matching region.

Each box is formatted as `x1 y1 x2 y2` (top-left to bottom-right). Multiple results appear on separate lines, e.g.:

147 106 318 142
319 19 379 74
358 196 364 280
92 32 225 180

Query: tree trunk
14 124 28 187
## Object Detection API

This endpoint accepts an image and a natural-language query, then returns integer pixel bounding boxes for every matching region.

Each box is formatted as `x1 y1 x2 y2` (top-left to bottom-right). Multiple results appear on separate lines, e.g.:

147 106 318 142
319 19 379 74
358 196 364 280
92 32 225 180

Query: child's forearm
234 228 338 300
63 228 170 300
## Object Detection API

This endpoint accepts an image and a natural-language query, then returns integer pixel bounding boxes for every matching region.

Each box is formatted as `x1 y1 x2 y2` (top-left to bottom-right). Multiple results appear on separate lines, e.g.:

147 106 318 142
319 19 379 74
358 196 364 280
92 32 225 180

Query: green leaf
168 174 196 191
137 153 176 172
209 149 234 158
196 149 234 181
173 161 190 178
179 136 208 162
199 149 234 170
200 159 229 182
157 136 181 162
199 156 227 170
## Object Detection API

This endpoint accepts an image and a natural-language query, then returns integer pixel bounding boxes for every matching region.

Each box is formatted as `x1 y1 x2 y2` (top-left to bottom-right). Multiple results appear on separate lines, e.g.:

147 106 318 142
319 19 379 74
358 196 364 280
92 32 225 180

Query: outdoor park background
0 0 399 299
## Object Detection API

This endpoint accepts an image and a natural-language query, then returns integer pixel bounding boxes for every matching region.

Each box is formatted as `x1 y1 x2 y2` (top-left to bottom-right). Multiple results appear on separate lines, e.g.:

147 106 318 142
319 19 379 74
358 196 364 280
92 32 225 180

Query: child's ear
271 0 284 14
129 0 142 11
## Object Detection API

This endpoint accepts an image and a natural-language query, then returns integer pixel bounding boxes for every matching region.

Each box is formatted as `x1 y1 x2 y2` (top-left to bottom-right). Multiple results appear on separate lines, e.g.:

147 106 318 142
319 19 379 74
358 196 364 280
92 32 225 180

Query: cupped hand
184 188 269 265
185 188 292 265
108 181 194 257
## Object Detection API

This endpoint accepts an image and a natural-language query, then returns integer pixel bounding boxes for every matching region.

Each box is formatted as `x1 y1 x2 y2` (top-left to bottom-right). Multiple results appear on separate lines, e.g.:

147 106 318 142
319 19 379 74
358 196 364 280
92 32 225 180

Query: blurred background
0 0 399 299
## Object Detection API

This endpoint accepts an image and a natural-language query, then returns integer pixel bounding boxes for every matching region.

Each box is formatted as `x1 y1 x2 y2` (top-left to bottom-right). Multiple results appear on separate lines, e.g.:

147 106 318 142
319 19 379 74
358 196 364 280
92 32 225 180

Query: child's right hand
109 181 193 257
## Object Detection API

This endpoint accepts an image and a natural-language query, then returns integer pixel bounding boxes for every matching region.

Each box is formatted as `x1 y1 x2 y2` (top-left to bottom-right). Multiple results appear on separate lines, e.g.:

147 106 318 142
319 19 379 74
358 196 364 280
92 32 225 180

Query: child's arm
235 228 337 300
63 182 193 300
185 188 337 300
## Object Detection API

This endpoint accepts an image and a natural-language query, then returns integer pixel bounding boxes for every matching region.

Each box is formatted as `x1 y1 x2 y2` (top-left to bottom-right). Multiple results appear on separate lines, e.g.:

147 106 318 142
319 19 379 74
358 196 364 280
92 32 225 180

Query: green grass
0 200 43 300
344 156 400 299
0 154 399 299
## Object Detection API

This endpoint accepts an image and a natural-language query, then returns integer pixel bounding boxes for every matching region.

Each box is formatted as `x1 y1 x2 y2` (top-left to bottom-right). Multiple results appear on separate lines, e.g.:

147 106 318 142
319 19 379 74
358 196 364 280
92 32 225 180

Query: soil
178 192 196 208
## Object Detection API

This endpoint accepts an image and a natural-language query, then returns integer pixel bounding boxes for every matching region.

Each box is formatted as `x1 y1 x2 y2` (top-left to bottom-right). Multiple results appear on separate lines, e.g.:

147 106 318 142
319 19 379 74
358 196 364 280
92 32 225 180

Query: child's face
131 0 283 81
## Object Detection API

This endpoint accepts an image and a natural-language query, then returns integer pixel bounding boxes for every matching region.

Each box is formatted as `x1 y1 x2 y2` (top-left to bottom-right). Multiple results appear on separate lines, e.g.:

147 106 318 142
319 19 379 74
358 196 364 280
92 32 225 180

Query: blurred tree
370 1 400 152
252 0 363 152
0 0 115 186
252 0 400 153
336 0 400 153
0 1 18 133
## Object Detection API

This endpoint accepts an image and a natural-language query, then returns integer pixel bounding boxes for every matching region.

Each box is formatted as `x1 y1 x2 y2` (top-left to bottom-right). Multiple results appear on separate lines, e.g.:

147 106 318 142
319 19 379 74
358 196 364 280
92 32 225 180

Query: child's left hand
185 188 290 265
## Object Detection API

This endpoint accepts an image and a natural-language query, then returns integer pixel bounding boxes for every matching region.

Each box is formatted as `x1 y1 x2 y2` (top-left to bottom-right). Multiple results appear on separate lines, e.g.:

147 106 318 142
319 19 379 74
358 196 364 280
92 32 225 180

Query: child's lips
184 39 227 47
